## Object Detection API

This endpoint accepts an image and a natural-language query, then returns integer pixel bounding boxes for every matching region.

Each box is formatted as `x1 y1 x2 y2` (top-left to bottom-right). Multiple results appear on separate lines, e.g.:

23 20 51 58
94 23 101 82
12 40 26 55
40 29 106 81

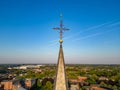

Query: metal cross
53 13 69 40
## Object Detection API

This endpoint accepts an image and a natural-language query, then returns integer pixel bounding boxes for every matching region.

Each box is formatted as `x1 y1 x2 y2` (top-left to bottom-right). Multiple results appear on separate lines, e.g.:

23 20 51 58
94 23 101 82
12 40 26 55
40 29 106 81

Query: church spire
53 14 69 90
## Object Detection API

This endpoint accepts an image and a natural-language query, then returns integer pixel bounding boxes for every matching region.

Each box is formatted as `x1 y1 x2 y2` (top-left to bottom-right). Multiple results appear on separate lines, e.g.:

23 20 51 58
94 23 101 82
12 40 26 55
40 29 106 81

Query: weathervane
53 13 69 44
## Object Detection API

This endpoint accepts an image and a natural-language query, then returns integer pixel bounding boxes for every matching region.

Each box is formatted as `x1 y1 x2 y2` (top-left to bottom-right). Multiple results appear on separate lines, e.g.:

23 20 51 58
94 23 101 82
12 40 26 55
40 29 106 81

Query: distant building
25 79 36 89
68 76 87 90
70 84 79 90
13 65 42 70
69 76 87 83
12 79 21 90
84 85 114 90
16 87 27 90
99 77 109 81
32 68 42 73
77 76 87 82
0 78 36 90
1 80 13 90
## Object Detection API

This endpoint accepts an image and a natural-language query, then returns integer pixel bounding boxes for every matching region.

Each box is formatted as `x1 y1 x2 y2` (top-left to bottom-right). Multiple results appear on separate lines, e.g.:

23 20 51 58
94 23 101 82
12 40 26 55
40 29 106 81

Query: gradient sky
0 0 120 64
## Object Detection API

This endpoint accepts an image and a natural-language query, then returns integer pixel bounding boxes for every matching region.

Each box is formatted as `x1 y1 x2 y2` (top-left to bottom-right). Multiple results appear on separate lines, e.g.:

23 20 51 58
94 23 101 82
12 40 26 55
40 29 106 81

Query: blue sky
0 0 120 64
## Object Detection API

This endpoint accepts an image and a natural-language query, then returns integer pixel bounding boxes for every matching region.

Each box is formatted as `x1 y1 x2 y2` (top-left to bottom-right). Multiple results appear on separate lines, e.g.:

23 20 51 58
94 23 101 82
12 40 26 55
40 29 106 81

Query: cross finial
53 14 69 44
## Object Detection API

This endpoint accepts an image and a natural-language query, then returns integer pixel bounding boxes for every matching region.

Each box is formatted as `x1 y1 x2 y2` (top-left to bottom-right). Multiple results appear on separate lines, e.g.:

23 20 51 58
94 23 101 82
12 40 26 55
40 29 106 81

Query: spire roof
54 45 67 90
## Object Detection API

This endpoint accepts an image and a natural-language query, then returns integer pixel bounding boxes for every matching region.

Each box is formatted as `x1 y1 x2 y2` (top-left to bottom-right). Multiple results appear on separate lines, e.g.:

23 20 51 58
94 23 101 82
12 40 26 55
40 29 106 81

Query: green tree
42 81 53 90
37 79 42 87
113 85 117 90
30 79 41 90
100 81 106 87
85 76 96 85
91 74 98 81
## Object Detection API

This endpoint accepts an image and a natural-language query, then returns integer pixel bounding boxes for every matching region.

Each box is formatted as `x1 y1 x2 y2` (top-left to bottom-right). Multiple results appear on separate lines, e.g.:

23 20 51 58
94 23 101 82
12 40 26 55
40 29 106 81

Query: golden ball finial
59 39 63 43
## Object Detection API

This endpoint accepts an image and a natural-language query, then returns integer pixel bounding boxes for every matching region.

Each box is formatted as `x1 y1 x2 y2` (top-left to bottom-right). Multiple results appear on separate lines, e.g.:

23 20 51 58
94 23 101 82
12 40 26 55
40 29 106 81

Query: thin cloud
62 20 119 40
73 29 119 41
108 21 120 27
48 20 120 46
73 33 101 41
